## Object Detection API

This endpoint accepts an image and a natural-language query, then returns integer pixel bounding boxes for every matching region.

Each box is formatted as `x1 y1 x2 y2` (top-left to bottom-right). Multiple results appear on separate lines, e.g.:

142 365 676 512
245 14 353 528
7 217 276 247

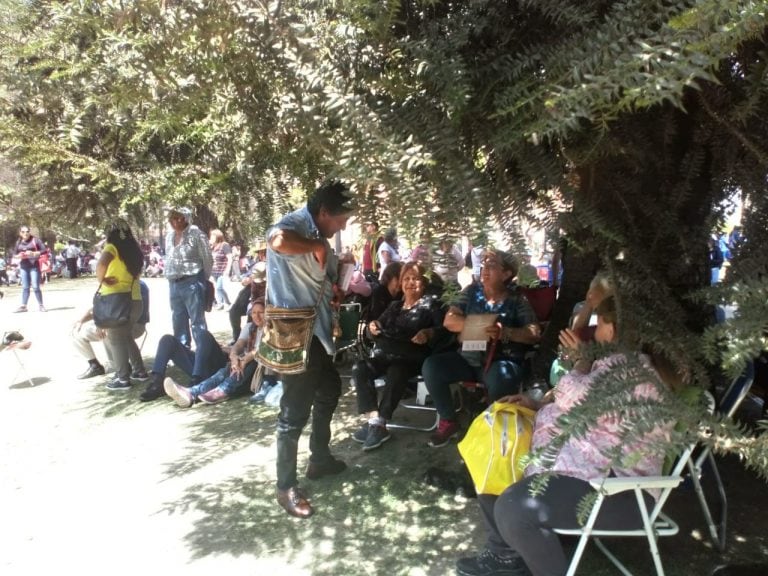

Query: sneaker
105 378 131 391
131 369 150 382
428 419 459 448
38 305 46 312
198 388 229 404
78 364 106 379
164 377 193 408
351 422 369 444
13 305 27 313
456 549 530 576
363 424 391 451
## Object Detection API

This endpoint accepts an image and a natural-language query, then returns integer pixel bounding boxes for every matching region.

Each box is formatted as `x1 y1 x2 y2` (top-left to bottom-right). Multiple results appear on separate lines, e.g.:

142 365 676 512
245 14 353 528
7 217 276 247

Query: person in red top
13 225 48 312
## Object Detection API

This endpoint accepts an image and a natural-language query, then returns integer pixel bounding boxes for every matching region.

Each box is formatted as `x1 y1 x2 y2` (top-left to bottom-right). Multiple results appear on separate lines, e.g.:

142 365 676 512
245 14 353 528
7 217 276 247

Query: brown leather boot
277 486 314 519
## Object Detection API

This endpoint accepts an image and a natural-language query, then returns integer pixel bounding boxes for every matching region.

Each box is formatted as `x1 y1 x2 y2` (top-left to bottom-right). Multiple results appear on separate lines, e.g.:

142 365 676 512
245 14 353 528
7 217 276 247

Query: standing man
361 220 383 281
65 240 80 279
164 207 212 348
267 180 354 519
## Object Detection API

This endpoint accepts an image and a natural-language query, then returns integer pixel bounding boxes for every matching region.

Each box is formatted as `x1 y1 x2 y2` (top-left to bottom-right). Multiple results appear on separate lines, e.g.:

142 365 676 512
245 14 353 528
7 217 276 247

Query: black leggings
479 474 655 576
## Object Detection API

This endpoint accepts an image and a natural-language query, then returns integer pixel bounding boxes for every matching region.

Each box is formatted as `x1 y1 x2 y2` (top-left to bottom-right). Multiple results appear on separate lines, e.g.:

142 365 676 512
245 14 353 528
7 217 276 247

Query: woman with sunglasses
13 226 48 312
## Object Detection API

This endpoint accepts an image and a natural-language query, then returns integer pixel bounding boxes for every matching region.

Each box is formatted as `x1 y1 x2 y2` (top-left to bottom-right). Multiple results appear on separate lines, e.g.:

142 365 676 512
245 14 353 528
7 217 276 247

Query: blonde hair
210 229 224 244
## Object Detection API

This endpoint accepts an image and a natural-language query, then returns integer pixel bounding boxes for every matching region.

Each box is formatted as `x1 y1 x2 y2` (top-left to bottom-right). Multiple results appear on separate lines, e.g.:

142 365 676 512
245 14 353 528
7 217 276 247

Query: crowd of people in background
3 193 748 568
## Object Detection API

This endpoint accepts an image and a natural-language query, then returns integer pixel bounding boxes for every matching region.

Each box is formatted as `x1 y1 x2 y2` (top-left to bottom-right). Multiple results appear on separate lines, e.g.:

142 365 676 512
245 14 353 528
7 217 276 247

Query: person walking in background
0 253 9 286
65 240 80 279
361 220 383 281
13 225 48 312
164 207 212 348
377 228 401 280
95 223 148 391
209 228 232 310
267 180 355 519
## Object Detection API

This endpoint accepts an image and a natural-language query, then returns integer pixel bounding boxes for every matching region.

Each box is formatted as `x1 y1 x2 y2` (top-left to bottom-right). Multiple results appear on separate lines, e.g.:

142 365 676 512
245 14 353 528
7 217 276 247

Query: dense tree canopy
1 1 767 471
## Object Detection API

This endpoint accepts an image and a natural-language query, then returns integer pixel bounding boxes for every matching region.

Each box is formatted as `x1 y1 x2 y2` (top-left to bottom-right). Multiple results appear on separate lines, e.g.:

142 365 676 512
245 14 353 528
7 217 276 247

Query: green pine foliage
1 0 767 474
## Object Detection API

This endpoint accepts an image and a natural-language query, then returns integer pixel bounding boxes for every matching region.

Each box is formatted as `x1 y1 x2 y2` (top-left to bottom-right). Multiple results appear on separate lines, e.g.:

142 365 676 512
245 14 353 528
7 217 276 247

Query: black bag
93 278 135 329
370 336 429 365
205 280 215 312
93 291 132 328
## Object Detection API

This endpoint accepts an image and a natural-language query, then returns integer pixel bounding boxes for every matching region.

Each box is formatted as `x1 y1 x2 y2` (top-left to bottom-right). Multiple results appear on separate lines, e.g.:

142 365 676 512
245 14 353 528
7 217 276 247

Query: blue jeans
213 273 230 305
169 272 208 348
422 351 525 420
189 359 257 399
151 331 227 383
19 266 43 306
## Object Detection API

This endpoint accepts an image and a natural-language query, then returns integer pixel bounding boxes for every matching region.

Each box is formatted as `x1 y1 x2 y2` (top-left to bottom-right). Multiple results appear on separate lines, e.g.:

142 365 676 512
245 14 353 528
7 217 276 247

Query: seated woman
423 248 541 447
456 296 670 576
351 262 445 450
367 261 403 322
165 298 266 407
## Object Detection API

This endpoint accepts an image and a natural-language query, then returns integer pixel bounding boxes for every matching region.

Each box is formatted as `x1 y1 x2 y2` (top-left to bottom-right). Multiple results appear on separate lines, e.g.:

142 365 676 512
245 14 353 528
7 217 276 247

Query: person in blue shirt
423 248 541 448
267 180 355 519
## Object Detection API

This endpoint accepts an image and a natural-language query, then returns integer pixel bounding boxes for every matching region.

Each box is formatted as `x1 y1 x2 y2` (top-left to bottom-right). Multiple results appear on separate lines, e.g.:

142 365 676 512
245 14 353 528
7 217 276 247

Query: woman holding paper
422 248 541 447
350 262 445 451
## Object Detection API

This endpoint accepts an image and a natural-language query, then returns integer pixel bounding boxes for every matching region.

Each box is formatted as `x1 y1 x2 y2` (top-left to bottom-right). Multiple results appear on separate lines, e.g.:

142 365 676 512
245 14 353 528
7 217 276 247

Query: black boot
139 373 166 402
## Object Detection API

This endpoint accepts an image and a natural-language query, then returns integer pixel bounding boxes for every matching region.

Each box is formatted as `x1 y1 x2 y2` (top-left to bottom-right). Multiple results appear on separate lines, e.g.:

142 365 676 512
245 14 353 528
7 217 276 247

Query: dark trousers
479 474 655 576
66 257 78 278
276 337 342 490
151 331 227 382
422 351 525 420
352 357 421 420
229 286 250 341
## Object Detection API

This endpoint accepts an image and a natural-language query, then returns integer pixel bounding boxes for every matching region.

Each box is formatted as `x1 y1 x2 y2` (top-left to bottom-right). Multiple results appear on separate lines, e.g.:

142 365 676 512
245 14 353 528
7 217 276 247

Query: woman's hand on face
558 328 583 356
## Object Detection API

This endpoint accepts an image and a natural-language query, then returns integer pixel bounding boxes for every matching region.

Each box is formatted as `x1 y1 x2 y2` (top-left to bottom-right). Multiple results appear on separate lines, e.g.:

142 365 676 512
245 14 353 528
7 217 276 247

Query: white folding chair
1 332 35 387
554 445 695 576
685 361 755 552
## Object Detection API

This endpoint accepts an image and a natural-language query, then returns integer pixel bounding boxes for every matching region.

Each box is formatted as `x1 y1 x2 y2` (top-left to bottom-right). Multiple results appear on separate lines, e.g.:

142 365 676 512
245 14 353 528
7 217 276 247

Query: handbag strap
94 276 136 296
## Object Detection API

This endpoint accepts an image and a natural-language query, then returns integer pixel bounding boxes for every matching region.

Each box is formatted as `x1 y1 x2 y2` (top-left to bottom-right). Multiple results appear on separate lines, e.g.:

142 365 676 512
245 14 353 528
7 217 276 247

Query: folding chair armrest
589 475 683 495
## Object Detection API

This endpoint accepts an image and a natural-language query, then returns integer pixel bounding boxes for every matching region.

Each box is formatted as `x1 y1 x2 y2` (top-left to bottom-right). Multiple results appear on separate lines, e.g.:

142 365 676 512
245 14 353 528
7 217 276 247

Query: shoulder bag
257 279 327 374
93 278 135 329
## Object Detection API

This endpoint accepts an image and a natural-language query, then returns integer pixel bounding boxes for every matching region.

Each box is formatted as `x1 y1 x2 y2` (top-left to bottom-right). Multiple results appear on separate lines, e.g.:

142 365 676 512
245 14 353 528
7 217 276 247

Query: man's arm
269 229 327 269
195 229 213 277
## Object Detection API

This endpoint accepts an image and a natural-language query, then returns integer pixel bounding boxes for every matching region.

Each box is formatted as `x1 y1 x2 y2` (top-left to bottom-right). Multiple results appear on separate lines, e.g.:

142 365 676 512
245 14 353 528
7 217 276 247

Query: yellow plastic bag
458 402 536 495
